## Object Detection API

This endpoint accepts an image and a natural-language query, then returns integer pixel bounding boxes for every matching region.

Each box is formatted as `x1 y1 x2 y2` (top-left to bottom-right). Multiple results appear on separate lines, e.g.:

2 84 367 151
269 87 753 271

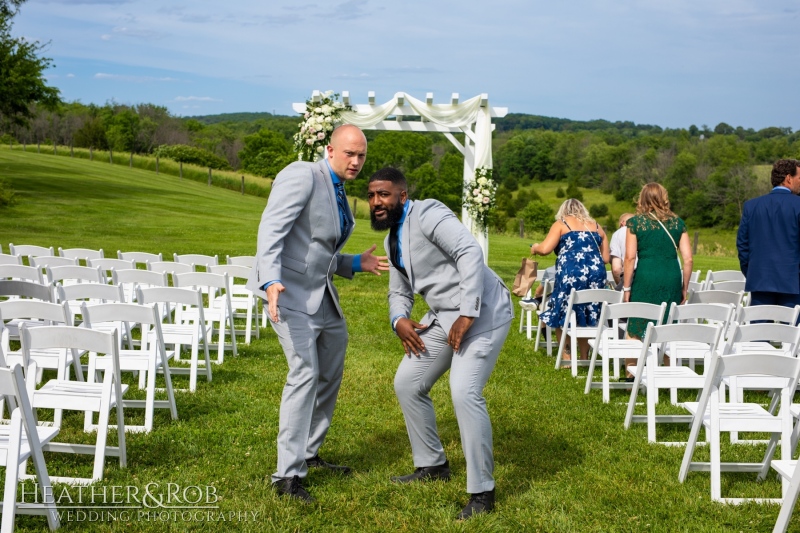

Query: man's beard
370 201 405 231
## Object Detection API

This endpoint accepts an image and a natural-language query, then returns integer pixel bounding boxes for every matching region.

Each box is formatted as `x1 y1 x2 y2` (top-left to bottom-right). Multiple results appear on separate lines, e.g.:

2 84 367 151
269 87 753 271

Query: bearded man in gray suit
247 125 388 502
367 167 513 520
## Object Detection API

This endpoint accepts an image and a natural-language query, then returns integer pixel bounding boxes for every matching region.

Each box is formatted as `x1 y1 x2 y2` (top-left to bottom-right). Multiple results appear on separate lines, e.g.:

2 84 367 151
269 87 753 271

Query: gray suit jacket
385 199 513 339
246 159 356 317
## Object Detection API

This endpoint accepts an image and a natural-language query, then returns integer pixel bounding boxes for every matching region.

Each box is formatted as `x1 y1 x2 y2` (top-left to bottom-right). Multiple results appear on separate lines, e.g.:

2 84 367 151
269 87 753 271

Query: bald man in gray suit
367 167 513 520
247 125 388 502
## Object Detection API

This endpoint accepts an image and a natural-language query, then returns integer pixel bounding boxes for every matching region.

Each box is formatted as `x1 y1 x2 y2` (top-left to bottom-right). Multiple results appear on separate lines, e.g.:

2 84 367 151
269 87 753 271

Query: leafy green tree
714 122 734 135
519 201 554 233
238 129 293 178
0 14 60 127
565 180 584 201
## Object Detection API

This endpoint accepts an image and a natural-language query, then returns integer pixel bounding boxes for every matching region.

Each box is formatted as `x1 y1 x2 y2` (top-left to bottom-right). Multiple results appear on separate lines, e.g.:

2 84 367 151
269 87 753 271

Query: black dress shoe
306 455 352 475
391 460 451 483
457 488 495 520
272 475 315 503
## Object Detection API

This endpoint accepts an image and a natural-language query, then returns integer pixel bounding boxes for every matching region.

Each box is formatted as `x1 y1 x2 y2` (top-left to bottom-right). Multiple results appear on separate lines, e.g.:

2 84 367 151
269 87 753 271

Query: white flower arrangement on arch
463 167 497 233
293 91 350 162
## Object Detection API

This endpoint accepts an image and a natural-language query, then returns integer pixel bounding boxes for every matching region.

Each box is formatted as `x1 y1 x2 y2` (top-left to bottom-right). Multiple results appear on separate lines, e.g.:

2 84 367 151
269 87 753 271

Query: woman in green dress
622 183 694 339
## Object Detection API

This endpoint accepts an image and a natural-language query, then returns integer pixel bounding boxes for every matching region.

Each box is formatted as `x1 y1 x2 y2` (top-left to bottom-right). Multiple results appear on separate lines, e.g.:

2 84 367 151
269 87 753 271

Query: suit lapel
402 200 414 286
318 160 342 247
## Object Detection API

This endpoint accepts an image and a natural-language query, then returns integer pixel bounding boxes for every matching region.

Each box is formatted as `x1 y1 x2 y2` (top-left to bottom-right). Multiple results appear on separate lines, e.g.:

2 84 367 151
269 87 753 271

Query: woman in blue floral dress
531 199 610 361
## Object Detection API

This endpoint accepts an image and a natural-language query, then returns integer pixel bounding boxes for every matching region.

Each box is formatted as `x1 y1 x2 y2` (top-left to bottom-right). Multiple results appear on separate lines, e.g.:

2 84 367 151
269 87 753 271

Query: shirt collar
324 159 341 185
397 200 410 225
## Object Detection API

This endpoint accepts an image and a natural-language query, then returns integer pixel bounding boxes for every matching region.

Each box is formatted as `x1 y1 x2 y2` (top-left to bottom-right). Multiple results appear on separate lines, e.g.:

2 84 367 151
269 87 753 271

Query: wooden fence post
37 142 40 153
519 219 524 238
156 156 159 174
208 167 212 186
241 176 245 195
353 198 358 217
179 161 183 180
22 142 25 151
90 147 93 160
53 143 56 155
693 231 699 255
129 152 133 168
109 149 113 164
70 144 74 157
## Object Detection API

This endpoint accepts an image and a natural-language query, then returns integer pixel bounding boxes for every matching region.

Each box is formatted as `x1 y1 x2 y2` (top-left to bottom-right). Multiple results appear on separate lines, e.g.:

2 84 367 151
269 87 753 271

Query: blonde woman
531 199 610 361
622 183 693 339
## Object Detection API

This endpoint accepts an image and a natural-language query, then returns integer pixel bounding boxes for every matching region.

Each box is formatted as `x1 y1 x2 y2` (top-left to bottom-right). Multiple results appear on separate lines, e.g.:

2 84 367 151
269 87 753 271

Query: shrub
519 201 555 234
0 179 16 208
154 144 231 170
555 187 565 198
589 203 609 218
565 181 583 201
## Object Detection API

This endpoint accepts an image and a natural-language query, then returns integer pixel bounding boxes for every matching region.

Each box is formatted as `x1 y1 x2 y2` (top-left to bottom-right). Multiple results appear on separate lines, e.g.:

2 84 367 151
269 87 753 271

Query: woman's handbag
512 257 538 297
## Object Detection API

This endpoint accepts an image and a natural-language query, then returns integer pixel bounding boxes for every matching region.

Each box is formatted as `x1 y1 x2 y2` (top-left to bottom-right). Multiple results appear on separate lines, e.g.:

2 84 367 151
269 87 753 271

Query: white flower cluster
463 167 497 232
293 91 349 162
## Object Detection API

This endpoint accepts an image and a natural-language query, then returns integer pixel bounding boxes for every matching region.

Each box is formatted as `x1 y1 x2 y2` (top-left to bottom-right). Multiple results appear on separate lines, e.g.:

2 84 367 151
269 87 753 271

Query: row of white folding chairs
0 261 260 346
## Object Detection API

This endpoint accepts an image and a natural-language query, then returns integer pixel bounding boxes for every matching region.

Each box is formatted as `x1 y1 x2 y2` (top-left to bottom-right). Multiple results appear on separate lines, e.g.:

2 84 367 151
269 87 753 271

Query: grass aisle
0 151 785 532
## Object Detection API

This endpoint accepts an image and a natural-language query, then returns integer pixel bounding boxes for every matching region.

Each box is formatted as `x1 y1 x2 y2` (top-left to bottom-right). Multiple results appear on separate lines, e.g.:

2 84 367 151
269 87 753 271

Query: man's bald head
326 124 367 181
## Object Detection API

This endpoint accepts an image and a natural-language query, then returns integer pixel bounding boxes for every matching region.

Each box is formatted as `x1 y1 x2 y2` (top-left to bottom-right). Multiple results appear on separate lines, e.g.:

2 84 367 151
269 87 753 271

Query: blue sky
16 0 800 130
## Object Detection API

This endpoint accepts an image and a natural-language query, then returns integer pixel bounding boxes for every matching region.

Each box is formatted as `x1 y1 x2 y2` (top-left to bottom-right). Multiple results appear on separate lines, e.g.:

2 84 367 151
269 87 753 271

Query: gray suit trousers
269 291 348 482
394 319 510 493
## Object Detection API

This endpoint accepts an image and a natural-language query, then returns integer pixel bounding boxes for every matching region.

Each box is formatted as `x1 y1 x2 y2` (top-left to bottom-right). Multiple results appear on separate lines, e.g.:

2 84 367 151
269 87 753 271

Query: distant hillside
187 112 289 125
188 110 666 136
494 113 664 135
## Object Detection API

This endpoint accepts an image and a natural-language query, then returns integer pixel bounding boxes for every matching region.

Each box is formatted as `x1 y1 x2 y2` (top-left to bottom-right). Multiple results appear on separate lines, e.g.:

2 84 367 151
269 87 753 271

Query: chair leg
2 411 22 533
774 462 800 533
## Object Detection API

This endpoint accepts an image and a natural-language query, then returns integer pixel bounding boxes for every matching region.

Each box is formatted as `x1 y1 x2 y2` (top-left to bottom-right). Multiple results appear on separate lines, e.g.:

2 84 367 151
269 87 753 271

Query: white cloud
94 73 179 82
100 34 111 40
173 96 222 102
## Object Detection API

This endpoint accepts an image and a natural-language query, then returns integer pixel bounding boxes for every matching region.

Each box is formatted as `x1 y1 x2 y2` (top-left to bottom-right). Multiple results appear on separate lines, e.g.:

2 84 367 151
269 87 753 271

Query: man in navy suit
737 159 800 307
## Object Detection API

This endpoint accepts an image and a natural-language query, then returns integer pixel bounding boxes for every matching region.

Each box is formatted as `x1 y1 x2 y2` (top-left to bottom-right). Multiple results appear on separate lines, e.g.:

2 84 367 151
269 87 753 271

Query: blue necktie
334 182 350 246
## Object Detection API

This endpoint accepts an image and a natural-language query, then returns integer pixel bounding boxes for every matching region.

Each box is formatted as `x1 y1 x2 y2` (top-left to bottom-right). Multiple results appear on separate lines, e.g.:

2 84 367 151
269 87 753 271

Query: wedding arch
293 91 508 263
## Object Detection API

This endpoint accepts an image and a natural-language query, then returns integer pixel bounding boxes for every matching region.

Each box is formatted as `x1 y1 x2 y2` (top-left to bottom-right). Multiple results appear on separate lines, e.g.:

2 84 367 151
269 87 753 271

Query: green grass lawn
1 150 791 532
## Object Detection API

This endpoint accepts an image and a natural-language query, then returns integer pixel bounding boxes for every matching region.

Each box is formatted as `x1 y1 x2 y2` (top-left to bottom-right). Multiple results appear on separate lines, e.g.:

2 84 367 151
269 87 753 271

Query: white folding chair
7 245 54 265
0 265 44 285
533 279 556 355
174 271 237 363
664 302 735 396
45 265 105 292
0 363 60 532
736 305 800 326
0 280 53 303
226 255 255 267
0 254 22 266
679 351 800 504
29 256 77 282
708 280 747 293
117 251 163 269
585 301 667 403
57 282 131 350
82 302 178 433
174 253 218 272
703 269 746 291
87 258 135 281
58 247 104 266
209 264 259 343
136 286 212 392
0 300 84 392
721 323 800 444
687 290 744 312
20 325 127 485
147 261 192 287
555 288 623 377
624 323 724 444
690 270 701 283
518 288 538 339
111 269 168 305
